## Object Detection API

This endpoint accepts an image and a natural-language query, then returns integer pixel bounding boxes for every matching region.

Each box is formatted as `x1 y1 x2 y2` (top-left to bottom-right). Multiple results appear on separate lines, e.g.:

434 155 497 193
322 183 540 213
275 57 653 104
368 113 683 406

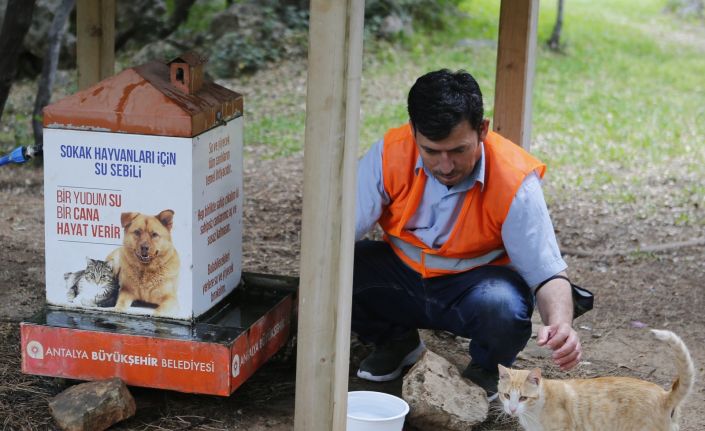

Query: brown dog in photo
107 209 180 316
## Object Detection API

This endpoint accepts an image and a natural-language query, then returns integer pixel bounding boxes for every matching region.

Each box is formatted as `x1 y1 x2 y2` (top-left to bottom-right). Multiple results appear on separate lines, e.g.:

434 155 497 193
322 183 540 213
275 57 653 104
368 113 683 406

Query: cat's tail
651 329 695 411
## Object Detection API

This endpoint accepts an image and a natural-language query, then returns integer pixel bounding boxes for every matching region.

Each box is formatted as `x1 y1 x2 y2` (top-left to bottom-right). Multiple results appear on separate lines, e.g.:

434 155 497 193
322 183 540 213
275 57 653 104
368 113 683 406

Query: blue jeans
352 240 534 370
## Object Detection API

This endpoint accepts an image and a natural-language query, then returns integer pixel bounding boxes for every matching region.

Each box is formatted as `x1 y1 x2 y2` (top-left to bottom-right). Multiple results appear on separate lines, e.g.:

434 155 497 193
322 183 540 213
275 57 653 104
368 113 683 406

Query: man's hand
536 323 581 371
535 272 582 371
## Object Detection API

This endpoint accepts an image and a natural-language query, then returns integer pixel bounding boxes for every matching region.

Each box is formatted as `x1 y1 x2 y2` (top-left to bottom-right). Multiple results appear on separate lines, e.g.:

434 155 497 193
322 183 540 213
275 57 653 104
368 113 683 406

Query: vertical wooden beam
493 0 539 149
294 0 365 430
76 0 115 90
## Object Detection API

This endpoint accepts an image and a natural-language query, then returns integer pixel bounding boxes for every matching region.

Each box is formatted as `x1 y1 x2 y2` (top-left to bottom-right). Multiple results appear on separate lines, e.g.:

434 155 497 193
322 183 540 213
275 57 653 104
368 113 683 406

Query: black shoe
462 362 499 401
356 330 426 382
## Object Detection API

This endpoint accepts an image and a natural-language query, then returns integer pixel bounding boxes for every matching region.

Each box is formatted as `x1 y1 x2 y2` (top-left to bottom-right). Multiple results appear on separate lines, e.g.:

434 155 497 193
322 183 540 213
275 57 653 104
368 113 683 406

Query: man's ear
479 118 490 142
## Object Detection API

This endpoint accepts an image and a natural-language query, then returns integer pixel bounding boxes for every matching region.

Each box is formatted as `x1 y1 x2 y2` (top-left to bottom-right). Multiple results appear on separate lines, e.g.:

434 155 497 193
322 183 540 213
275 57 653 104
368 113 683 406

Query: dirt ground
1 146 704 430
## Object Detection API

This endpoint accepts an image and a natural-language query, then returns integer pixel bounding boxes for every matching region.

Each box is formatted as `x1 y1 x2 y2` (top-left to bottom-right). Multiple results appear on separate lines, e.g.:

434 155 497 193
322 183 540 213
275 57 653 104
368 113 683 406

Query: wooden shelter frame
75 0 539 429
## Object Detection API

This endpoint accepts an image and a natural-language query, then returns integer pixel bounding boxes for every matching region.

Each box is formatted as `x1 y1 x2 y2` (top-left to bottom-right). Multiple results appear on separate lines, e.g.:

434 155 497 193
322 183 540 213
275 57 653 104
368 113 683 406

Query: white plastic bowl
347 391 409 431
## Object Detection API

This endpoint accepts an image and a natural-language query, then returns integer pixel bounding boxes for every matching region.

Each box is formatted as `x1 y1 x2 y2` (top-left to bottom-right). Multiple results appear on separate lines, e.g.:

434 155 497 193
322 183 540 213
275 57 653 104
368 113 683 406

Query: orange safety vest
379 123 546 278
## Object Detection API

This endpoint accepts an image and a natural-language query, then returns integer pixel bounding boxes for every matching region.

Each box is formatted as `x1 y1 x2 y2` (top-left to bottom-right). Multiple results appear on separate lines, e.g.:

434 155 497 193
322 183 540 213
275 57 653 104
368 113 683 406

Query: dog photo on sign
106 209 181 316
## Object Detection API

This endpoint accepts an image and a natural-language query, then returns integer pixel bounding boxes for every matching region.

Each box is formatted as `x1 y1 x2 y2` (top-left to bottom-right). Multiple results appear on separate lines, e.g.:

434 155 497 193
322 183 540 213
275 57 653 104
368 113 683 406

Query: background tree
160 0 197 38
547 0 564 51
32 0 75 149
0 0 37 122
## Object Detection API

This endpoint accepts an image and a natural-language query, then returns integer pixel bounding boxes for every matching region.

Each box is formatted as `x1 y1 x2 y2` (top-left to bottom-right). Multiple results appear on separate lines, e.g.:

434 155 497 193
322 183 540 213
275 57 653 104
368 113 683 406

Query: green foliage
212 33 271 75
167 0 228 32
364 0 464 38
204 2 310 78
210 7 290 76
0 111 33 154
205 0 466 78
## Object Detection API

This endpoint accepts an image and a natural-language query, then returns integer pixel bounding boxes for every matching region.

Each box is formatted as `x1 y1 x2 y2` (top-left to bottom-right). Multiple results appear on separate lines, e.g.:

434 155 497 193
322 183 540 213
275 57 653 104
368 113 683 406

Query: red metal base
21 273 297 396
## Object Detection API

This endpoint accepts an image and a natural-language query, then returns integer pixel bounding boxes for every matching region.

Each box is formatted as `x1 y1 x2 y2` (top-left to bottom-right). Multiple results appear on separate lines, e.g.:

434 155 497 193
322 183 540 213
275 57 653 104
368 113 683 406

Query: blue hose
0 146 29 166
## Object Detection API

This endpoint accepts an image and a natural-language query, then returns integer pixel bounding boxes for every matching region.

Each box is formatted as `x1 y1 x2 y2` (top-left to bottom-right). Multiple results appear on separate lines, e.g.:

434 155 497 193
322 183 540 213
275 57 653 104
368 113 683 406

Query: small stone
49 378 136 431
402 350 488 430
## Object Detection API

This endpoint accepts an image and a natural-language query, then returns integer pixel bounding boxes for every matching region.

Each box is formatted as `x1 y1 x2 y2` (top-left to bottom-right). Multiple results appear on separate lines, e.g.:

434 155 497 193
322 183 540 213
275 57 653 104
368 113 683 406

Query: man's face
414 119 489 186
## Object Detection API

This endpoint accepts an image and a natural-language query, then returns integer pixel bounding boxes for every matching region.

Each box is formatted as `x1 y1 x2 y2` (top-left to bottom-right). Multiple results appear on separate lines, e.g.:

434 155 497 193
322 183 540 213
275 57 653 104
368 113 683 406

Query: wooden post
294 0 365 430
76 0 115 90
493 0 539 149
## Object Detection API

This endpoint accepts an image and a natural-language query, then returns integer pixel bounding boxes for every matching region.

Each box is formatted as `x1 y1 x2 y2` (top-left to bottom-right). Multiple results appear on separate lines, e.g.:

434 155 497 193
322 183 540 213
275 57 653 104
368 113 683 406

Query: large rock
131 40 183 66
116 0 168 47
0 0 168 72
402 350 488 430
0 0 76 70
209 2 261 40
377 14 413 39
49 378 136 431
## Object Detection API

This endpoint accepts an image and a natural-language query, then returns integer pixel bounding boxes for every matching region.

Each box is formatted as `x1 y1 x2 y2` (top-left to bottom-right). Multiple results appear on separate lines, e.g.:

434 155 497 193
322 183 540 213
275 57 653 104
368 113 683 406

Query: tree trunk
0 0 37 122
115 0 196 51
33 0 75 149
161 0 197 37
547 0 564 51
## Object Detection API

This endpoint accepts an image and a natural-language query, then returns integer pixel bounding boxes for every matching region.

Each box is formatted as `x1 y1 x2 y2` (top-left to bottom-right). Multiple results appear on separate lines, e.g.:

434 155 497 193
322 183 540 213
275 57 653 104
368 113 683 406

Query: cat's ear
86 256 93 264
121 212 139 228
527 368 542 386
157 209 175 231
498 364 510 380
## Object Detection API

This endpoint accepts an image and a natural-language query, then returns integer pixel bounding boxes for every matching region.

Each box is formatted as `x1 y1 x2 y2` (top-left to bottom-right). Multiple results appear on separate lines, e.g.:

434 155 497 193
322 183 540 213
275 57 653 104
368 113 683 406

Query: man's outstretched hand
537 322 582 371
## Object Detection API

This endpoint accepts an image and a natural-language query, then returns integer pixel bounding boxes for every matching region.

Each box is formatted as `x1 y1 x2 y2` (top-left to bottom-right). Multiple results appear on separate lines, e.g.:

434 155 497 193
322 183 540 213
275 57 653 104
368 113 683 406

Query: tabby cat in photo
65 258 119 308
497 329 694 431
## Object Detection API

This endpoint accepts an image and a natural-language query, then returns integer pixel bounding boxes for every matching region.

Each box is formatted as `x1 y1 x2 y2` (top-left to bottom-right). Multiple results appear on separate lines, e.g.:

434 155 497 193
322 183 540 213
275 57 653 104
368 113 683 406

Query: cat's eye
501 392 509 399
519 396 528 402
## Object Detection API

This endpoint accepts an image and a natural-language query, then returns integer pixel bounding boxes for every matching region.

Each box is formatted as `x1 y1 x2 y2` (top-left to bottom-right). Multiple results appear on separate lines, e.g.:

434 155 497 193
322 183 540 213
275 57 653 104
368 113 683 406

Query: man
353 69 581 400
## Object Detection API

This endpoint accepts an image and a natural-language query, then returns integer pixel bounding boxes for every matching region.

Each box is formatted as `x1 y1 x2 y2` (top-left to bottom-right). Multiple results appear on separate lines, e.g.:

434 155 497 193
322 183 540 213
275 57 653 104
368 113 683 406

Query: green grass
3 0 703 208
531 0 705 171
241 0 705 189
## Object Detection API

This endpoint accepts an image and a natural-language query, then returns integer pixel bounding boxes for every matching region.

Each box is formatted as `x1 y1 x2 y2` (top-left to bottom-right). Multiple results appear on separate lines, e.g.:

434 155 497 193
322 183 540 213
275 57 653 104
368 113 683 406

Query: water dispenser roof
44 54 243 138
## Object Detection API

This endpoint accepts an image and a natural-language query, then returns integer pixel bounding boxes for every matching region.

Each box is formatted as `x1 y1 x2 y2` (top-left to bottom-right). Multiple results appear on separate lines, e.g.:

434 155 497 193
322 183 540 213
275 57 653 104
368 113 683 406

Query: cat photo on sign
497 329 694 431
64 257 119 308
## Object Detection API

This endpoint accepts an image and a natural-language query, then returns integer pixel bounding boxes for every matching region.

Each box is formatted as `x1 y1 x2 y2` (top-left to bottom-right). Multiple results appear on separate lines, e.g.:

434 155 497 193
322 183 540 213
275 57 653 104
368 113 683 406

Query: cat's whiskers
517 408 543 431
487 404 517 427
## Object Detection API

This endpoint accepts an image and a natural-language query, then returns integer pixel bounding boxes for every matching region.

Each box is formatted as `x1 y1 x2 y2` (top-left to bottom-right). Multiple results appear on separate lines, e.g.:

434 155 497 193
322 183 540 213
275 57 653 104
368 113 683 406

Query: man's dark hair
407 69 484 141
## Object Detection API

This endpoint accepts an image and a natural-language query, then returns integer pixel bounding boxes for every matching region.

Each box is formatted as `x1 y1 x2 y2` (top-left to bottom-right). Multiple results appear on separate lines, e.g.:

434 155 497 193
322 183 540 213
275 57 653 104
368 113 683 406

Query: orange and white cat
497 329 694 431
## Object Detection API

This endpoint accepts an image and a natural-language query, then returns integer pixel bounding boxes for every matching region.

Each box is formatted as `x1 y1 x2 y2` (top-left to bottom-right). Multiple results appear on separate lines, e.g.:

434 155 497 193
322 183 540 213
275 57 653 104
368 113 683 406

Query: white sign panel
43 118 243 320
